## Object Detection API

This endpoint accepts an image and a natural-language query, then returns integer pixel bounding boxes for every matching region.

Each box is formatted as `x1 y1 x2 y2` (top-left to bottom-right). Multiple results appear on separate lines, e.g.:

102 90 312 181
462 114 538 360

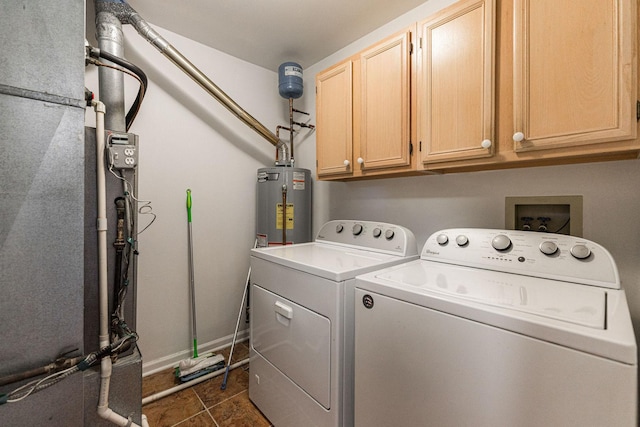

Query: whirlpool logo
425 249 440 256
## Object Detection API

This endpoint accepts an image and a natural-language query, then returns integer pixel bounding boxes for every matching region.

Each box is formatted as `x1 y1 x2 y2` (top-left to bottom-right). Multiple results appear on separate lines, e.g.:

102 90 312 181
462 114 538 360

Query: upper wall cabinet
316 60 353 177
315 0 639 179
512 0 637 152
316 28 416 180
356 30 413 173
418 0 495 166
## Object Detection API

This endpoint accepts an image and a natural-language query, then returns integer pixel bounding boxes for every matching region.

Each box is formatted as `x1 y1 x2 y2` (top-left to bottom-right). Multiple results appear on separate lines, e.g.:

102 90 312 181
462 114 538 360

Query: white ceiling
125 0 427 72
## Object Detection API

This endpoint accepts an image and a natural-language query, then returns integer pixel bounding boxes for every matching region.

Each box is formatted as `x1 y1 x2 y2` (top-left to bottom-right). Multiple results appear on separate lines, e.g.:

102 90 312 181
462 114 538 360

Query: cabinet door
513 0 636 151
418 0 495 166
357 30 412 171
316 60 353 177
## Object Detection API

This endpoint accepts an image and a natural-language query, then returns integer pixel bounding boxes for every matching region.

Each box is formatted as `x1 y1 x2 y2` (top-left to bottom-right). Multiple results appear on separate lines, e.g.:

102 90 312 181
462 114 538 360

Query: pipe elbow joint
276 139 291 164
128 13 170 52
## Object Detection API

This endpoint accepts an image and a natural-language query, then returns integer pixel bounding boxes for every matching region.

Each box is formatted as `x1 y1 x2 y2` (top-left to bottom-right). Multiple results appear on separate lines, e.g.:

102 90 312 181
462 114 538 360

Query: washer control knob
385 229 395 240
539 241 558 255
436 234 449 245
336 224 344 233
570 244 591 260
492 234 512 251
373 228 382 238
455 235 469 247
352 224 364 236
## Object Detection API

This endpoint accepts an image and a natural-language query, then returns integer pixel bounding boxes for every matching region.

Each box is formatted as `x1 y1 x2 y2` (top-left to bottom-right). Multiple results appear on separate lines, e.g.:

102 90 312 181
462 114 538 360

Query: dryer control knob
352 224 364 236
455 235 469 247
539 241 558 255
373 228 382 238
570 244 591 259
385 229 395 240
336 224 344 233
492 234 512 251
436 234 449 245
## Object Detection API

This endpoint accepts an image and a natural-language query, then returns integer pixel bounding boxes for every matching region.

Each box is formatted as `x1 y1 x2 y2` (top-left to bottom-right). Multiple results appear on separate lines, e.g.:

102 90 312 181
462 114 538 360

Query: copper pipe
289 98 294 160
281 185 287 246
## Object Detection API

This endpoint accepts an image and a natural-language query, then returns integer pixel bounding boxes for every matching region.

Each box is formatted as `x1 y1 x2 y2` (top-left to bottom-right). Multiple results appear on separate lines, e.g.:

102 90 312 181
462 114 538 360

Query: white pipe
93 100 150 427
95 100 110 351
142 358 249 405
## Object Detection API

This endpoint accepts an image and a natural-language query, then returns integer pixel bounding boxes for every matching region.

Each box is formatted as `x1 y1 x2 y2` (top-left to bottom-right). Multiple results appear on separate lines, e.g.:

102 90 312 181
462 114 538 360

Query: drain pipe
142 358 249 405
93 100 149 427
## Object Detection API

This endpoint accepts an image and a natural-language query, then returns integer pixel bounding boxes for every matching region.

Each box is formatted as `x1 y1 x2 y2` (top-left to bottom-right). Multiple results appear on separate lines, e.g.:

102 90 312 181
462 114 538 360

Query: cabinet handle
481 139 492 149
513 132 525 142
357 157 364 164
344 160 350 166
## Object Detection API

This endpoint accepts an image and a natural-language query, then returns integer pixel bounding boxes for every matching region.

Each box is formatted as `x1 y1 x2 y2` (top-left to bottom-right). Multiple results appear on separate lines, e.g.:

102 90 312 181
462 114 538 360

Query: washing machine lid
375 260 606 328
357 260 637 365
251 242 417 282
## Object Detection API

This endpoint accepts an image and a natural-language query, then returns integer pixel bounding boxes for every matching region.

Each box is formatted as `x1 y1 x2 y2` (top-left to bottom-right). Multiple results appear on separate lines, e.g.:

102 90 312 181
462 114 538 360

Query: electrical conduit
93 100 149 427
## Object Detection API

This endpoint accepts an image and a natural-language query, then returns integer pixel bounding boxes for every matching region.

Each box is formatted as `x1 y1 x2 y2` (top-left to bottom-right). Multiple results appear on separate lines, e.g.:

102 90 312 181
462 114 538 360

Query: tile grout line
170 409 215 427
165 388 206 427
206 406 221 427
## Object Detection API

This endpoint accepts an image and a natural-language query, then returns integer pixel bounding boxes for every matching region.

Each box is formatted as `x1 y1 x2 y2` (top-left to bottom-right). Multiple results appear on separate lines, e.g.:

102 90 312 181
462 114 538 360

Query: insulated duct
95 0 283 150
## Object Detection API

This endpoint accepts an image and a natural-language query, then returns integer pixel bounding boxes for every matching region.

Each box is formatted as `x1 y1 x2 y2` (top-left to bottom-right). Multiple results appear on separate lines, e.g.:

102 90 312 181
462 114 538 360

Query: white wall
86 24 289 373
299 0 640 346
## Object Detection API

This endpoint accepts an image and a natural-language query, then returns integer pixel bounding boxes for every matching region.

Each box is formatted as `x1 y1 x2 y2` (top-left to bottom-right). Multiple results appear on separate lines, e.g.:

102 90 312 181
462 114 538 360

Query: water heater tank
278 62 303 99
256 167 312 247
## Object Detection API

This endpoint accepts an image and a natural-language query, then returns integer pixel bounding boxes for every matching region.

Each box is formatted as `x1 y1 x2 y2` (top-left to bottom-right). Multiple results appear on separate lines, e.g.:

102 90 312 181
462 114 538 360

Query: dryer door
252 284 332 409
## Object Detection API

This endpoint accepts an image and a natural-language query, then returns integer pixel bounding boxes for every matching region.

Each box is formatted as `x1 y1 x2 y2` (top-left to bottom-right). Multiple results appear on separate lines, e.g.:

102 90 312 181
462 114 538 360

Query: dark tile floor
142 341 272 426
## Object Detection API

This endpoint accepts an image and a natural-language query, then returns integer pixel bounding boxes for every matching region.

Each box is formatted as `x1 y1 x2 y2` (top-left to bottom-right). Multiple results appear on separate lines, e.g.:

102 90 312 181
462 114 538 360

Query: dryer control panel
315 220 418 257
422 228 619 289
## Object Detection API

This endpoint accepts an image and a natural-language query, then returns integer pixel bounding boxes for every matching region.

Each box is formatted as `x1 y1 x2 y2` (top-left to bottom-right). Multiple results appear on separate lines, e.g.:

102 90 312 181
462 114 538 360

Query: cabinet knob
344 160 350 166
481 139 492 149
357 157 364 164
513 132 525 142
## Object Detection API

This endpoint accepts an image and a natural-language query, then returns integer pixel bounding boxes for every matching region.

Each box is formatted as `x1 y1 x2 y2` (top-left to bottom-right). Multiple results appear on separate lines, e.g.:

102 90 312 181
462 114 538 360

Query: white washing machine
249 220 418 427
354 228 637 427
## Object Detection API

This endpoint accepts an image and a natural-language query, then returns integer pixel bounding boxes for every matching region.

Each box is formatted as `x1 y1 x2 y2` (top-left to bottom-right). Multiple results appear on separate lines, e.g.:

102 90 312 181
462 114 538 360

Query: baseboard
141 328 249 376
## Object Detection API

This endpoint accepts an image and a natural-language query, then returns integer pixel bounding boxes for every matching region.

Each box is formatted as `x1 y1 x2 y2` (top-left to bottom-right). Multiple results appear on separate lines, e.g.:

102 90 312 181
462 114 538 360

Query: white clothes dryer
249 220 418 427
354 228 637 426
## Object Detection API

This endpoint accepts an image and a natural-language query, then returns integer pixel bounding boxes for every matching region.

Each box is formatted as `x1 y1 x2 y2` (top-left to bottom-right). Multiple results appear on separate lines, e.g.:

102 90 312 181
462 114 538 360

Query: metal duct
94 0 283 149
95 9 126 131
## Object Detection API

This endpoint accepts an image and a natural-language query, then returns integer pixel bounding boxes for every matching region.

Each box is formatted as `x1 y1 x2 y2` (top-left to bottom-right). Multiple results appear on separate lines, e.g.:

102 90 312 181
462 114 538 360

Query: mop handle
186 189 198 358
186 189 192 223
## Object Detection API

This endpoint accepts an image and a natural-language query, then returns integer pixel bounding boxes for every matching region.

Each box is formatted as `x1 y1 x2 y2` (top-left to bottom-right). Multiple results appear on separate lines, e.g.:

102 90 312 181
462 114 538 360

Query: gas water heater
255 62 312 247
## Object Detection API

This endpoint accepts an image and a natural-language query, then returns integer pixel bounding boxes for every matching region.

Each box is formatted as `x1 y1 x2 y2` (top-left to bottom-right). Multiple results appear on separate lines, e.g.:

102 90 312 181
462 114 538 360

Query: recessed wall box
505 195 583 236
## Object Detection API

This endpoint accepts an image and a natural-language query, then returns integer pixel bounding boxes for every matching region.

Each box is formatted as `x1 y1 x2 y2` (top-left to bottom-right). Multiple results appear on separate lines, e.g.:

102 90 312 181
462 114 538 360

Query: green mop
175 189 224 382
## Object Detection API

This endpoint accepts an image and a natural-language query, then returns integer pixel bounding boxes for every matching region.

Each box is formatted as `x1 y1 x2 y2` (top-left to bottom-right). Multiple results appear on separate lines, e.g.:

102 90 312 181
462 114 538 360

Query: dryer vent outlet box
505 196 583 236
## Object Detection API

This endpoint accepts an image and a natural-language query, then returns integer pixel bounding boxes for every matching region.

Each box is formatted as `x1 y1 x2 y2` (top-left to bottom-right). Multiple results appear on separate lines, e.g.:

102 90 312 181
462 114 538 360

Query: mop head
175 352 225 383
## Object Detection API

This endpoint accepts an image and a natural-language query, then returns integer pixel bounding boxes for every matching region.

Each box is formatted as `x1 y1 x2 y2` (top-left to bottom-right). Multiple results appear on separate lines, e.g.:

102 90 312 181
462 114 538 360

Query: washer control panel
315 220 418 256
423 228 619 288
